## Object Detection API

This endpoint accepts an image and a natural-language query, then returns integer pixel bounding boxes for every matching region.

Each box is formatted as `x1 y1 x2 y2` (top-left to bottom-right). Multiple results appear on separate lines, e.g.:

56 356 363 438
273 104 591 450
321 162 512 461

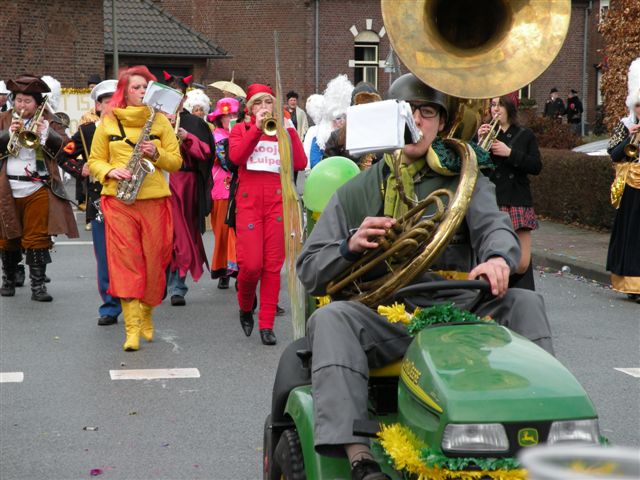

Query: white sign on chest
246 140 280 173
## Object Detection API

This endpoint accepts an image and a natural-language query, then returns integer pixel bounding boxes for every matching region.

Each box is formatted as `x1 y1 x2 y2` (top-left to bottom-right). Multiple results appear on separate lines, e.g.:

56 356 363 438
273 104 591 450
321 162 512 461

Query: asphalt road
1 224 638 480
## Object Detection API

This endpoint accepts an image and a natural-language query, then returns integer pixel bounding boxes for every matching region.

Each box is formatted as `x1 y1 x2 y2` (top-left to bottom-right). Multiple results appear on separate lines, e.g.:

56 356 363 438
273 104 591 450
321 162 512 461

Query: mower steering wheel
394 280 492 313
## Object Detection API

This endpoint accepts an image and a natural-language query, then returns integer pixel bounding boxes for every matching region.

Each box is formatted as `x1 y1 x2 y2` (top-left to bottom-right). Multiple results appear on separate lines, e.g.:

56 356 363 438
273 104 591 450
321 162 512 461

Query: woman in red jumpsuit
229 84 307 345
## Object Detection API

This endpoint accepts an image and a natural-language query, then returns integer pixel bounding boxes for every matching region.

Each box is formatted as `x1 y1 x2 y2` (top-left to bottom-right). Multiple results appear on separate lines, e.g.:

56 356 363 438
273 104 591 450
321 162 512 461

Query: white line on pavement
614 368 640 378
109 368 200 380
54 241 93 246
0 372 24 383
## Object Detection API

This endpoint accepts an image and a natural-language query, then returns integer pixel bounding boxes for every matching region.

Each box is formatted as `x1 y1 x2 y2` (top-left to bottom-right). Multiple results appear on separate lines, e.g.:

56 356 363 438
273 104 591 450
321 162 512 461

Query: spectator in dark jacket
566 88 583 134
543 87 565 120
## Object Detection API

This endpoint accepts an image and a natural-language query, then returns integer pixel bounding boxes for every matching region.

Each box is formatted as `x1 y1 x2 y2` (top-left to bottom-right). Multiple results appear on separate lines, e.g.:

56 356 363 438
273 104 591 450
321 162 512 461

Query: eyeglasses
409 103 439 119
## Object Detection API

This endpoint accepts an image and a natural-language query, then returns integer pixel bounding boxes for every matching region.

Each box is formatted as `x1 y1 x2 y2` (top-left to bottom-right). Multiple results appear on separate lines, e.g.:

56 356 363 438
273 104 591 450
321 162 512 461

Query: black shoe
260 328 277 345
217 277 230 289
171 295 186 306
276 304 285 316
97 315 118 326
351 458 390 480
239 310 254 337
627 293 639 301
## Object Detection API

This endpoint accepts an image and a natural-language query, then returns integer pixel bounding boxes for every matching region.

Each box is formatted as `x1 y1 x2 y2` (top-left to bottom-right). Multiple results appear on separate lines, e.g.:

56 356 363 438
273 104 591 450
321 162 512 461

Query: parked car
572 139 609 156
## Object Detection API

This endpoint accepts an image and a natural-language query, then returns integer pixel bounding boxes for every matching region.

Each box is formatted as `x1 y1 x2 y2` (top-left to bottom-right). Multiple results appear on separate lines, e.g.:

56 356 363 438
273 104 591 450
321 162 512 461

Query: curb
532 249 611 285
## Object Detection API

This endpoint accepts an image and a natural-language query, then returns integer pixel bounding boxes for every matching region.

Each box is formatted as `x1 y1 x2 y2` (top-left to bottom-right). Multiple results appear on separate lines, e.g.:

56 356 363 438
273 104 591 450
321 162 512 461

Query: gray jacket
297 160 520 296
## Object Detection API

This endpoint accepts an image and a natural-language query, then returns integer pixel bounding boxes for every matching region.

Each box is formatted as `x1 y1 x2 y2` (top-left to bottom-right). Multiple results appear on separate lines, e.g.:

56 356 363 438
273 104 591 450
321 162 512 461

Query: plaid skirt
500 205 539 231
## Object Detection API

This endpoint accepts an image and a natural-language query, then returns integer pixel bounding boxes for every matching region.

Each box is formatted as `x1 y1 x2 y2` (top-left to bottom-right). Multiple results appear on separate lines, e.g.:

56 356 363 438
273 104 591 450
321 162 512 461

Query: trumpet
623 129 640 159
7 96 50 155
478 115 501 152
261 112 277 136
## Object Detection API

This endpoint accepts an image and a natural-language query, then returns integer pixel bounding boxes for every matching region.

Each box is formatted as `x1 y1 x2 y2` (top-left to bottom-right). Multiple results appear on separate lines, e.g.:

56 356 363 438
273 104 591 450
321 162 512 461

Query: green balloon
303 156 361 212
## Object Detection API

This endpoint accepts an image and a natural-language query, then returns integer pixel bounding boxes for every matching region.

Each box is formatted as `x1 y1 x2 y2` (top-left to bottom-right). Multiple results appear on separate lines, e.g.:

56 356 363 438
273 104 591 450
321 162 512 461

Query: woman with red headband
88 66 182 351
229 84 307 345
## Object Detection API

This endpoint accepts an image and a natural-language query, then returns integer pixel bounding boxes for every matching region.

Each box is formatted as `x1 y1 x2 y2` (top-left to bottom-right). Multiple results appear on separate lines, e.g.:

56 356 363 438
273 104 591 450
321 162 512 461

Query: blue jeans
91 219 122 318
167 270 188 297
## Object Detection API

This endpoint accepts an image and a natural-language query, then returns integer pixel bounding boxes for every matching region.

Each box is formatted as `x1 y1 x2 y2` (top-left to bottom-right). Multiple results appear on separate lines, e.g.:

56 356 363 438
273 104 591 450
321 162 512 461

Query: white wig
624 57 640 127
305 94 325 125
316 74 354 150
41 75 62 111
184 89 211 115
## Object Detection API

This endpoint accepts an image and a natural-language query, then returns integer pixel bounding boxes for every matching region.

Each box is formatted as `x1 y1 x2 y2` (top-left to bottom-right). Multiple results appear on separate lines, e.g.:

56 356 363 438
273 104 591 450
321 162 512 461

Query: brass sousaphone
325 0 570 306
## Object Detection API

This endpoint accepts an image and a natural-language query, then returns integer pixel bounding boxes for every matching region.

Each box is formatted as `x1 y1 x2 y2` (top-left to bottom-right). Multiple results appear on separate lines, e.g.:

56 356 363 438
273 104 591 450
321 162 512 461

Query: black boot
239 310 254 337
15 263 26 287
26 249 53 302
259 328 277 345
350 458 390 480
1 250 21 297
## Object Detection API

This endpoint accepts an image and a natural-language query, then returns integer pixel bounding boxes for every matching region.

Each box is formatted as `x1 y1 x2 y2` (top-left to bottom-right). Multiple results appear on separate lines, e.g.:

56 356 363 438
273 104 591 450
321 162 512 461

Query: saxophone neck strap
111 114 159 148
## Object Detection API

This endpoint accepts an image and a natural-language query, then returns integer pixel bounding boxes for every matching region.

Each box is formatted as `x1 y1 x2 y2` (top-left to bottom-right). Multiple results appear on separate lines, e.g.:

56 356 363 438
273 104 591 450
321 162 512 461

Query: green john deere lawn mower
262 280 602 480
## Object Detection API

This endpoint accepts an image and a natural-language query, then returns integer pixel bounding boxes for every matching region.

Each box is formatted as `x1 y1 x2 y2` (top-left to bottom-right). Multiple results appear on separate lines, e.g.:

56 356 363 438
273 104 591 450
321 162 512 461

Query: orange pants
0 187 52 251
210 199 237 278
101 196 173 306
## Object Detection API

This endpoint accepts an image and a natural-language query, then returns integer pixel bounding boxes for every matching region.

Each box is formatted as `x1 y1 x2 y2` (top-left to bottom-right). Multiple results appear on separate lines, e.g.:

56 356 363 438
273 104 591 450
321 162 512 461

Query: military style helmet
388 73 461 132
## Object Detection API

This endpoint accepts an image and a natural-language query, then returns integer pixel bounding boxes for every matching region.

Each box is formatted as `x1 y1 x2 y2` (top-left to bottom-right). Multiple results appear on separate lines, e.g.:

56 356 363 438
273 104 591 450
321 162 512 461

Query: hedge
530 149 616 230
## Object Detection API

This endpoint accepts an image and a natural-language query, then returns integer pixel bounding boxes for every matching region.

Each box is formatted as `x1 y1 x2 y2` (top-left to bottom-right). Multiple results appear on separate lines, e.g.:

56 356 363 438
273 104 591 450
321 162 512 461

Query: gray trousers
307 288 554 458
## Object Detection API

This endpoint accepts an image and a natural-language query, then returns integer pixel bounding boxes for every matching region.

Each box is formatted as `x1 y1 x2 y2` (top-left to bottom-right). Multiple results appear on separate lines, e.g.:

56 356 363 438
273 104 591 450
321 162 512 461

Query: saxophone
115 107 157 204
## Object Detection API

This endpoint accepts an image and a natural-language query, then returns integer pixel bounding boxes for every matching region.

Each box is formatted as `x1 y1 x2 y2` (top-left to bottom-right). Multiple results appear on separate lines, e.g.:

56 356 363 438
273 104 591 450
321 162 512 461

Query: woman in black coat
477 94 542 290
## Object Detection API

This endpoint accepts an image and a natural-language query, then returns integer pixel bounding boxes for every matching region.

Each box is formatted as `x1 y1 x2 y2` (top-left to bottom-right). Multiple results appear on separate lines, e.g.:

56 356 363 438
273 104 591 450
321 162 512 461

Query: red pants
101 196 173 307
235 182 284 330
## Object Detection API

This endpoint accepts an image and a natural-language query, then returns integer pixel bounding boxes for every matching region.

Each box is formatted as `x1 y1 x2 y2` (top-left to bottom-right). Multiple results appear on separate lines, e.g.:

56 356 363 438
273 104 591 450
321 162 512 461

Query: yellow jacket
88 106 182 199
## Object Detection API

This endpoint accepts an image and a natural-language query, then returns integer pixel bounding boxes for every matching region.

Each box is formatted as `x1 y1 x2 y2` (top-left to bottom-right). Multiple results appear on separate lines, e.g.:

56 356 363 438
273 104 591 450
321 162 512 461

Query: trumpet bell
262 116 277 136
381 0 571 99
18 130 40 149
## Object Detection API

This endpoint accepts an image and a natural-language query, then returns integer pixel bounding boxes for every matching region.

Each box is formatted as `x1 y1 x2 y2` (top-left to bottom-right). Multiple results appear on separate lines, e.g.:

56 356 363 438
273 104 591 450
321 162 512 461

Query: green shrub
531 149 615 229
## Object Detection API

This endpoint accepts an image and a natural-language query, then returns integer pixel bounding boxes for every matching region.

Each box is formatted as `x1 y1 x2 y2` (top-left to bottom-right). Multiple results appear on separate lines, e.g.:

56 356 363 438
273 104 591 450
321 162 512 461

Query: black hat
550 87 559 94
87 74 102 86
6 74 51 94
286 90 299 100
570 88 578 94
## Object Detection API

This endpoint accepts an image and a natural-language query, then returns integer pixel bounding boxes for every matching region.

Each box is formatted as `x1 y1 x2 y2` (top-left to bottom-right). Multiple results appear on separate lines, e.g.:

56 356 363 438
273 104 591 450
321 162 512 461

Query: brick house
159 0 608 133
1 0 608 132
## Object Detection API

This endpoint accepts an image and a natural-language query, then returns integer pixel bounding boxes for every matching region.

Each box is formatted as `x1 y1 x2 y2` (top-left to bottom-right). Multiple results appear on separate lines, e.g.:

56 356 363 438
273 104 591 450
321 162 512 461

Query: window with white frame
599 0 609 23
353 30 380 89
597 69 603 105
519 84 531 99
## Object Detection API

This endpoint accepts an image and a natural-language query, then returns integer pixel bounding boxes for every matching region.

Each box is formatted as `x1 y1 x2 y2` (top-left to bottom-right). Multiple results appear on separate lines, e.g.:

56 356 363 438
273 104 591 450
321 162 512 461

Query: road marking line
54 241 93 246
0 372 24 383
109 368 200 380
614 368 640 378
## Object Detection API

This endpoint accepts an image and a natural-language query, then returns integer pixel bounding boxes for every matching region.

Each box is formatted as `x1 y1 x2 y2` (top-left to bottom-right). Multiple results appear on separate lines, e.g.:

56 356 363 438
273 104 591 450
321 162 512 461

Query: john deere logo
518 428 539 446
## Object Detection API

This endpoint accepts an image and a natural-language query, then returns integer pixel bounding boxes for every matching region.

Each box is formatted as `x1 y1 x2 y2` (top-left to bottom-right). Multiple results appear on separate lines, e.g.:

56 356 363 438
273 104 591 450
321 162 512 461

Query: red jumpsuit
229 119 307 330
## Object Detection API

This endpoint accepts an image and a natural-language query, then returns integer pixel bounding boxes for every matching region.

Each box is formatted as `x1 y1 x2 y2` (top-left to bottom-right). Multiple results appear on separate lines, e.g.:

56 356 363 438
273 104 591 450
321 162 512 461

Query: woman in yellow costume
88 66 182 350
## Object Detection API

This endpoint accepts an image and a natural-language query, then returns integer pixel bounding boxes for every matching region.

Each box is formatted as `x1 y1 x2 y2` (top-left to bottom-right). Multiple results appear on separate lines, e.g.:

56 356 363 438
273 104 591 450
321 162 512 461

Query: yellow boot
139 302 154 342
121 299 141 351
